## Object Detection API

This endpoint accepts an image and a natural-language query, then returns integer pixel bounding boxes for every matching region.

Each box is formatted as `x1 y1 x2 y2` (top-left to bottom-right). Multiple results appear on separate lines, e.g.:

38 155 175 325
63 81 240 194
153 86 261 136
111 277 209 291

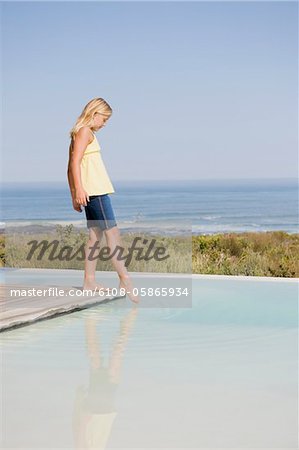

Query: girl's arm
67 147 76 198
68 127 91 207
67 155 82 213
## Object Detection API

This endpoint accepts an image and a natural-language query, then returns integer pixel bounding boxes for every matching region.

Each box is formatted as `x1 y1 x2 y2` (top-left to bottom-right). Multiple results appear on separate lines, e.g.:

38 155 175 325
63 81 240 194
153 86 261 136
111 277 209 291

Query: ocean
1 178 298 235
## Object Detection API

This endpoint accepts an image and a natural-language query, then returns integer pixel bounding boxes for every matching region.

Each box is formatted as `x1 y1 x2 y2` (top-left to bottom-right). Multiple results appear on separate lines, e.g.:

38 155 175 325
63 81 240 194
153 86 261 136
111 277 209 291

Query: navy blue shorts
84 194 117 230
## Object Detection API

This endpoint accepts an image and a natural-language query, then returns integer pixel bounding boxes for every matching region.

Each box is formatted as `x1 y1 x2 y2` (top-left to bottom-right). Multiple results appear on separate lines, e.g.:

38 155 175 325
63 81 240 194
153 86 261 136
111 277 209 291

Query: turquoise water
1 277 298 448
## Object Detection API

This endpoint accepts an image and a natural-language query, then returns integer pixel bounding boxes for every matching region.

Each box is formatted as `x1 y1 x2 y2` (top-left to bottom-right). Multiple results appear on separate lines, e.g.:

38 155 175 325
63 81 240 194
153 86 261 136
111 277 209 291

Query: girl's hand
75 188 90 207
72 197 82 213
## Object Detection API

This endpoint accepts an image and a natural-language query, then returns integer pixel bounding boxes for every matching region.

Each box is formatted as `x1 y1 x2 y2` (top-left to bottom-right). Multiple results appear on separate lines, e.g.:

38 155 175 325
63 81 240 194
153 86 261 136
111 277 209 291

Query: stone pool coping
2 267 298 281
1 268 298 332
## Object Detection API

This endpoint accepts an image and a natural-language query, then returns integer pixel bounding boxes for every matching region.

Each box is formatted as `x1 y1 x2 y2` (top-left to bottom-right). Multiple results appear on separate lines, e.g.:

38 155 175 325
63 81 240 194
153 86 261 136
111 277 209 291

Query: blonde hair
69 97 113 139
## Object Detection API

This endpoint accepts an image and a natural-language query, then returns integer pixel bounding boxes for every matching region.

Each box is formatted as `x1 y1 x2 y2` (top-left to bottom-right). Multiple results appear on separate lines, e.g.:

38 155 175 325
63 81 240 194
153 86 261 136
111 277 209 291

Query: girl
67 97 140 304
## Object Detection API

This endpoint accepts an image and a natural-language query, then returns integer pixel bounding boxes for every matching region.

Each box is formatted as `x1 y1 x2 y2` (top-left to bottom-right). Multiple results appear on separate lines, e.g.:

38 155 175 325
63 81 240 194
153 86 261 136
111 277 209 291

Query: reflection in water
72 308 139 449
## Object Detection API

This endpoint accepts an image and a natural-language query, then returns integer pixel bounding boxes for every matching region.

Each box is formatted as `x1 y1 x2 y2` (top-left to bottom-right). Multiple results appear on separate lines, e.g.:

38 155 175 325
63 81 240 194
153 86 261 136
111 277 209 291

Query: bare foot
119 275 140 304
83 280 111 294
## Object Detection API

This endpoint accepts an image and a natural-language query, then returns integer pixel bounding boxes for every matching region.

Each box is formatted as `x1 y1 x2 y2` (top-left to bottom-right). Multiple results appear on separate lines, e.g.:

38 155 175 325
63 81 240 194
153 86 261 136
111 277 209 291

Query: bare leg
104 225 140 304
83 227 112 292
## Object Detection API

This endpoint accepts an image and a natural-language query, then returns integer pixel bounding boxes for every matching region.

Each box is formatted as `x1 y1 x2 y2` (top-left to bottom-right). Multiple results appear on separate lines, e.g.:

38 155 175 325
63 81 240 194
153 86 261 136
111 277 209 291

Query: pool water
1 277 298 449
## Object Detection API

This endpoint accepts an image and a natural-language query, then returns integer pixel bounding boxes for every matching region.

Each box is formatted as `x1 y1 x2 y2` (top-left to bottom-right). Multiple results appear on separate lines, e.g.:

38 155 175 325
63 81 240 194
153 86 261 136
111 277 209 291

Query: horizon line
1 176 298 185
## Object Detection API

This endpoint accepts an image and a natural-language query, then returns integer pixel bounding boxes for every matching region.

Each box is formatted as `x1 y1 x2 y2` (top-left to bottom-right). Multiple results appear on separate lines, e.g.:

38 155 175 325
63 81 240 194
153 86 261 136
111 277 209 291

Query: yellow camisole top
80 133 115 196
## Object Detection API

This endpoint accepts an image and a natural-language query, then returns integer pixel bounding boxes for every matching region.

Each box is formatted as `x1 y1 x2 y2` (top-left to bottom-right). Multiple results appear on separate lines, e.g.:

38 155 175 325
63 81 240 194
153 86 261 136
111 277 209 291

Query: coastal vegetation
1 226 298 277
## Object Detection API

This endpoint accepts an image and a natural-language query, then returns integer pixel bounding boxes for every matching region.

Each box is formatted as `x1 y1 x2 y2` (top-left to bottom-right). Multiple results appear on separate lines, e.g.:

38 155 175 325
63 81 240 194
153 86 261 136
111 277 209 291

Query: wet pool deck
1 267 297 332
0 282 124 332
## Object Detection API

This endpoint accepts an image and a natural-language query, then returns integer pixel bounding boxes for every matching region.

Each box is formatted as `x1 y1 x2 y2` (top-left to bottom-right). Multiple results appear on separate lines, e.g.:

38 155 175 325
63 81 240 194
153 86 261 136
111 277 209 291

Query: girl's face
93 112 109 131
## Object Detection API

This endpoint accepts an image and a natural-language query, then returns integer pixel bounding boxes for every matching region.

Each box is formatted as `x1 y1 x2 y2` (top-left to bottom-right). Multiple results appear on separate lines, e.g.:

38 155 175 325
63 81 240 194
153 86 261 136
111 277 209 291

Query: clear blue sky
2 1 298 182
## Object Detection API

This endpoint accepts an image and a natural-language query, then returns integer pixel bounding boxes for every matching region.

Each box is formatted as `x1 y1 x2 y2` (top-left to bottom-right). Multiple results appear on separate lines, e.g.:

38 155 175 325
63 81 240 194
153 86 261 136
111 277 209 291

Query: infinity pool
1 276 298 449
